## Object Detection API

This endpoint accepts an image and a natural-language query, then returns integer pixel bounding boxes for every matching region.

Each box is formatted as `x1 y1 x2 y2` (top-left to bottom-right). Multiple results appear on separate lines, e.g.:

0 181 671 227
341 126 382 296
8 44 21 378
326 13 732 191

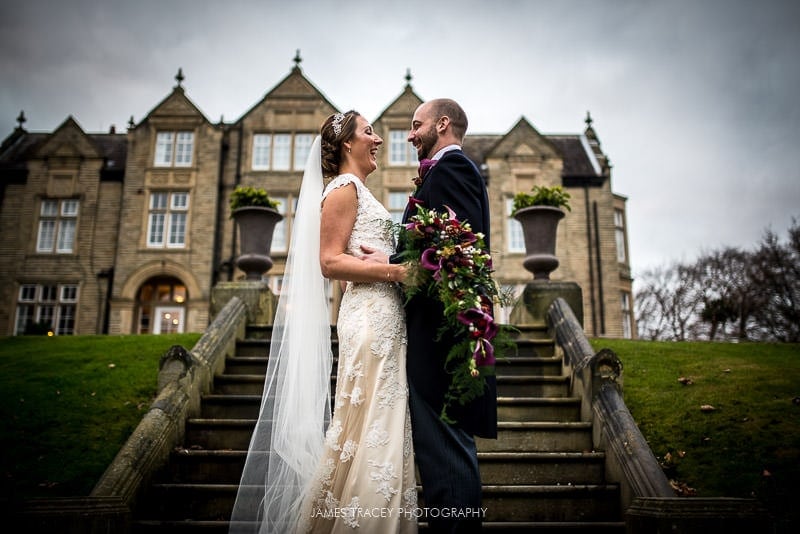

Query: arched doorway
136 276 187 334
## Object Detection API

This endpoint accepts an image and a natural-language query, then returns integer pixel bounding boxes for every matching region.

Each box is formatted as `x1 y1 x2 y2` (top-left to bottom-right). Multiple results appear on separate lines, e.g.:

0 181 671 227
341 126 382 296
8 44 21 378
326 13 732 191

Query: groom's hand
359 244 389 264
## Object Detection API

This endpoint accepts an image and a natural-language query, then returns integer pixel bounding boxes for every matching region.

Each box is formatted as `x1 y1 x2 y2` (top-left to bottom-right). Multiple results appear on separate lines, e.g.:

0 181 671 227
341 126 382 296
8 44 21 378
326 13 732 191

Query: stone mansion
0 58 635 339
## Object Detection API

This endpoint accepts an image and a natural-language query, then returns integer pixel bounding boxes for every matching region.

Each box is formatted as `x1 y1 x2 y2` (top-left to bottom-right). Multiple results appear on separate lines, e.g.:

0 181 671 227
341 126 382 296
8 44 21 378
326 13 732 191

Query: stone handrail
547 296 772 531
546 297 674 511
18 295 248 533
91 295 246 503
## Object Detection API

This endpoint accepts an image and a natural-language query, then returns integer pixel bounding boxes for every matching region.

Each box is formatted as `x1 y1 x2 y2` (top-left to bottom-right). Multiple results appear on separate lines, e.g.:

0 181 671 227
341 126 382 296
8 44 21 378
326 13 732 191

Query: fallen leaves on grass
670 479 697 496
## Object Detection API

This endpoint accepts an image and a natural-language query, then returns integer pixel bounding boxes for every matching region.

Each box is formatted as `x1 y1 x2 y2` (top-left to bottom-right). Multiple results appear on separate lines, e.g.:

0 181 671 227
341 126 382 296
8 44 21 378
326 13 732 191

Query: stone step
214 372 571 397
200 394 262 419
185 419 255 450
497 375 570 397
496 396 581 422
511 338 555 358
478 452 606 485
224 353 561 377
478 484 621 522
135 481 620 524
476 422 593 452
221 356 267 375
199 394 581 423
187 418 592 453
160 447 606 487
132 519 626 533
496 355 562 377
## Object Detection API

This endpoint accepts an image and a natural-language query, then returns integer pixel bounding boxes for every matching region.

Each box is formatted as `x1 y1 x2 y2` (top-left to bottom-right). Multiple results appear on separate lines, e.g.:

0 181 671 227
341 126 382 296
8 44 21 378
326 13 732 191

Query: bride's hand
359 244 388 264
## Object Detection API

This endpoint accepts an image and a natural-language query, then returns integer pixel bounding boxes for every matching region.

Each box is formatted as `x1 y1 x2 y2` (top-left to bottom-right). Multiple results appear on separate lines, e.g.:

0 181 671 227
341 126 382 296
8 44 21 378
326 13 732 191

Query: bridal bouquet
397 200 512 424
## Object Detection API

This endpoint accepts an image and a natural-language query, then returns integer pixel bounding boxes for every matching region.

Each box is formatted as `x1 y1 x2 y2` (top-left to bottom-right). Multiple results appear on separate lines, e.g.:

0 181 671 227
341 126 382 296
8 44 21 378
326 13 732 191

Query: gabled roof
463 117 608 182
0 116 127 182
548 135 604 178
374 77 424 123
135 72 211 128
234 65 339 125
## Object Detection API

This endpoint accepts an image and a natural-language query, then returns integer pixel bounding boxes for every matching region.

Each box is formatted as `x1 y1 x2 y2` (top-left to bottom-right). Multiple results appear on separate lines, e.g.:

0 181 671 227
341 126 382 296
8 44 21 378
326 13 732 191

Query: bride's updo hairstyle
320 110 360 179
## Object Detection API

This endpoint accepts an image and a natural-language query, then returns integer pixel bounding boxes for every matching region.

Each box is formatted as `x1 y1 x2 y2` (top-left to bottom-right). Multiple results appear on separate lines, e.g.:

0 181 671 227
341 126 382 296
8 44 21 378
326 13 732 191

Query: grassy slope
0 334 200 500
590 338 800 521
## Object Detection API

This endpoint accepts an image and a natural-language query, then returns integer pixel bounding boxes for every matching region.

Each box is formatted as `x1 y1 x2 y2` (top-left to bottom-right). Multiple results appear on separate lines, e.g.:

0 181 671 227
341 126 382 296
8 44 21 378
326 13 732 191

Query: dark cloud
1 0 798 275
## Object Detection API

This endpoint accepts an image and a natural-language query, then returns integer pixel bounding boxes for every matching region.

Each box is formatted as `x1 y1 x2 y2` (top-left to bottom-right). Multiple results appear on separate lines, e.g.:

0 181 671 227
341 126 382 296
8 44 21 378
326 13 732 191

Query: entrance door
153 306 184 334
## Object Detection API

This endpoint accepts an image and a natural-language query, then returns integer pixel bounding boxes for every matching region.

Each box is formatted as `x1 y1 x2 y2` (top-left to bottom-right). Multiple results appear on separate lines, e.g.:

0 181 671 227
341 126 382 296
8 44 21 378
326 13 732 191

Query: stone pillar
211 280 278 326
510 280 583 328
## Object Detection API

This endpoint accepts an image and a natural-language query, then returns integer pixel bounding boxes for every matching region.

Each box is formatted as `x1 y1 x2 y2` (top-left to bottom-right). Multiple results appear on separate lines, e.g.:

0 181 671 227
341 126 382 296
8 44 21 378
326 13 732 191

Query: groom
400 99 497 532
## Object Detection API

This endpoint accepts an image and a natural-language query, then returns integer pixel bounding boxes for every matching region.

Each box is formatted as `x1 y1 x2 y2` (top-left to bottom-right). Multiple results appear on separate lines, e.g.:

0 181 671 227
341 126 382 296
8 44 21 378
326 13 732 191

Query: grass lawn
590 338 800 525
0 333 200 502
0 334 797 526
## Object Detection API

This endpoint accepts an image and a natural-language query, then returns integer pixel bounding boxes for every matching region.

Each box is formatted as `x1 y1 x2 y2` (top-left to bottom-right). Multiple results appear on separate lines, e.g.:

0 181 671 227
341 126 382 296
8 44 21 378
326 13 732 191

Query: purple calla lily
473 338 495 367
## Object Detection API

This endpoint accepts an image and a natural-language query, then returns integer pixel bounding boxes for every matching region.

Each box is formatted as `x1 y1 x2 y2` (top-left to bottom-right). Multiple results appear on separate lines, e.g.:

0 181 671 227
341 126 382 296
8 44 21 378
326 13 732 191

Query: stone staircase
130 324 626 533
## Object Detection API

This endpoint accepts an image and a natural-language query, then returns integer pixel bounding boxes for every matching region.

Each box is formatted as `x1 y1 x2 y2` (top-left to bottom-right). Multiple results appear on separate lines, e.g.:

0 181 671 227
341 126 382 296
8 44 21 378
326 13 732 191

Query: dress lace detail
299 174 417 533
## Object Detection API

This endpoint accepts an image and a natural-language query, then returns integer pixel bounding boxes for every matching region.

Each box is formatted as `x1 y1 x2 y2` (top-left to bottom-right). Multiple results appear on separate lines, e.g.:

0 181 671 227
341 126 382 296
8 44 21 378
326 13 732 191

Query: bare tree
750 219 800 342
693 248 760 341
633 218 799 343
634 263 704 341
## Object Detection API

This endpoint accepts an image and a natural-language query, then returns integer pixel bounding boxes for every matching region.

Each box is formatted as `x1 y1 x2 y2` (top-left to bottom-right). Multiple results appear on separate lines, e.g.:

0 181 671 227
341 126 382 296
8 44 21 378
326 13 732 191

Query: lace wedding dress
297 174 418 533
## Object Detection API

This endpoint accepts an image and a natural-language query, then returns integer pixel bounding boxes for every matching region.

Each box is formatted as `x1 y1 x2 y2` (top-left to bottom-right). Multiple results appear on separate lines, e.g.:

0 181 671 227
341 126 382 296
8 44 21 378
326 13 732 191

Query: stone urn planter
511 185 571 281
514 205 565 280
232 206 283 279
230 186 283 280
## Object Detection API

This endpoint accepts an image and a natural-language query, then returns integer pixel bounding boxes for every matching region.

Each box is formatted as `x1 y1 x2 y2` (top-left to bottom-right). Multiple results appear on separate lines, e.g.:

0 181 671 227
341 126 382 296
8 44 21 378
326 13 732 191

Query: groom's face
408 104 439 161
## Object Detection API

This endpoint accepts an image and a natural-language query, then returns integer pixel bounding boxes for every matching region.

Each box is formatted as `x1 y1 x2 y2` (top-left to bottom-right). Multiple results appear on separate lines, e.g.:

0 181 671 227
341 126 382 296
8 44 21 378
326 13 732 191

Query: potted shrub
230 185 283 280
511 185 571 280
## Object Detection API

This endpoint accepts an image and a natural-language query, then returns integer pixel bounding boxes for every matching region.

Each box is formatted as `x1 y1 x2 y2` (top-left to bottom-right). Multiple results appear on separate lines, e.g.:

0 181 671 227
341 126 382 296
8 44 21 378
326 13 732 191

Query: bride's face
346 115 383 176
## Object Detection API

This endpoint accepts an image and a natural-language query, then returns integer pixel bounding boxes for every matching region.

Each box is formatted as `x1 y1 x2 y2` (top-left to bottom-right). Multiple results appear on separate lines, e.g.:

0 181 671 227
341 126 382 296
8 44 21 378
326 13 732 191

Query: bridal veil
229 135 332 534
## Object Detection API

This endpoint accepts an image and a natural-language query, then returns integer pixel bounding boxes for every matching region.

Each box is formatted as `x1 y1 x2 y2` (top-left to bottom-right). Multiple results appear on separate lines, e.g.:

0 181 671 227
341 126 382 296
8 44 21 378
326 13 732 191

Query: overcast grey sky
2 0 798 280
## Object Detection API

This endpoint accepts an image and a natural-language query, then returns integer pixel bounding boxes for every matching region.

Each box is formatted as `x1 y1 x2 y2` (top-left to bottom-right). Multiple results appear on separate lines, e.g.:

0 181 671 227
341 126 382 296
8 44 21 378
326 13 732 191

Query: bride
229 111 418 533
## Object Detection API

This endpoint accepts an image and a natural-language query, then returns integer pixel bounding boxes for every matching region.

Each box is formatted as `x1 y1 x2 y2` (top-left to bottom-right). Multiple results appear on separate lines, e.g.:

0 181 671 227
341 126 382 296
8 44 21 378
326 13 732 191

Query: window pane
271 197 288 252
171 192 189 210
41 200 58 216
408 142 417 164
169 213 186 246
155 132 174 166
506 198 525 253
148 213 165 246
621 292 632 339
19 285 37 301
41 285 58 301
389 130 408 165
616 228 626 263
57 305 75 335
15 305 34 335
62 200 79 216
151 192 168 210
388 192 408 224
61 285 78 302
174 132 194 166
38 305 55 327
272 134 291 170
57 219 76 252
293 134 313 170
253 134 271 169
37 220 56 251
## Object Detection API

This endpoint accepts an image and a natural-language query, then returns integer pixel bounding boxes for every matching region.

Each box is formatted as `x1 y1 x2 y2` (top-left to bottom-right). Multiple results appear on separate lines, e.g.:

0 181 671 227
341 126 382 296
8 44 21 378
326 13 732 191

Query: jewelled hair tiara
332 112 345 137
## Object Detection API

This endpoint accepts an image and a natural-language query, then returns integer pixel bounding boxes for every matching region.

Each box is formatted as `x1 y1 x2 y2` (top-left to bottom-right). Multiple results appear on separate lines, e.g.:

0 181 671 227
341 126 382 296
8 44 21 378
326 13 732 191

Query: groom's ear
437 116 450 134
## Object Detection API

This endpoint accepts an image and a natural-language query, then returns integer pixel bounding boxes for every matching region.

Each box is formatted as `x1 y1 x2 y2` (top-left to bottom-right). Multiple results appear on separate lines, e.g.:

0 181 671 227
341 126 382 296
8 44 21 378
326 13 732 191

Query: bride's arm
319 183 406 283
